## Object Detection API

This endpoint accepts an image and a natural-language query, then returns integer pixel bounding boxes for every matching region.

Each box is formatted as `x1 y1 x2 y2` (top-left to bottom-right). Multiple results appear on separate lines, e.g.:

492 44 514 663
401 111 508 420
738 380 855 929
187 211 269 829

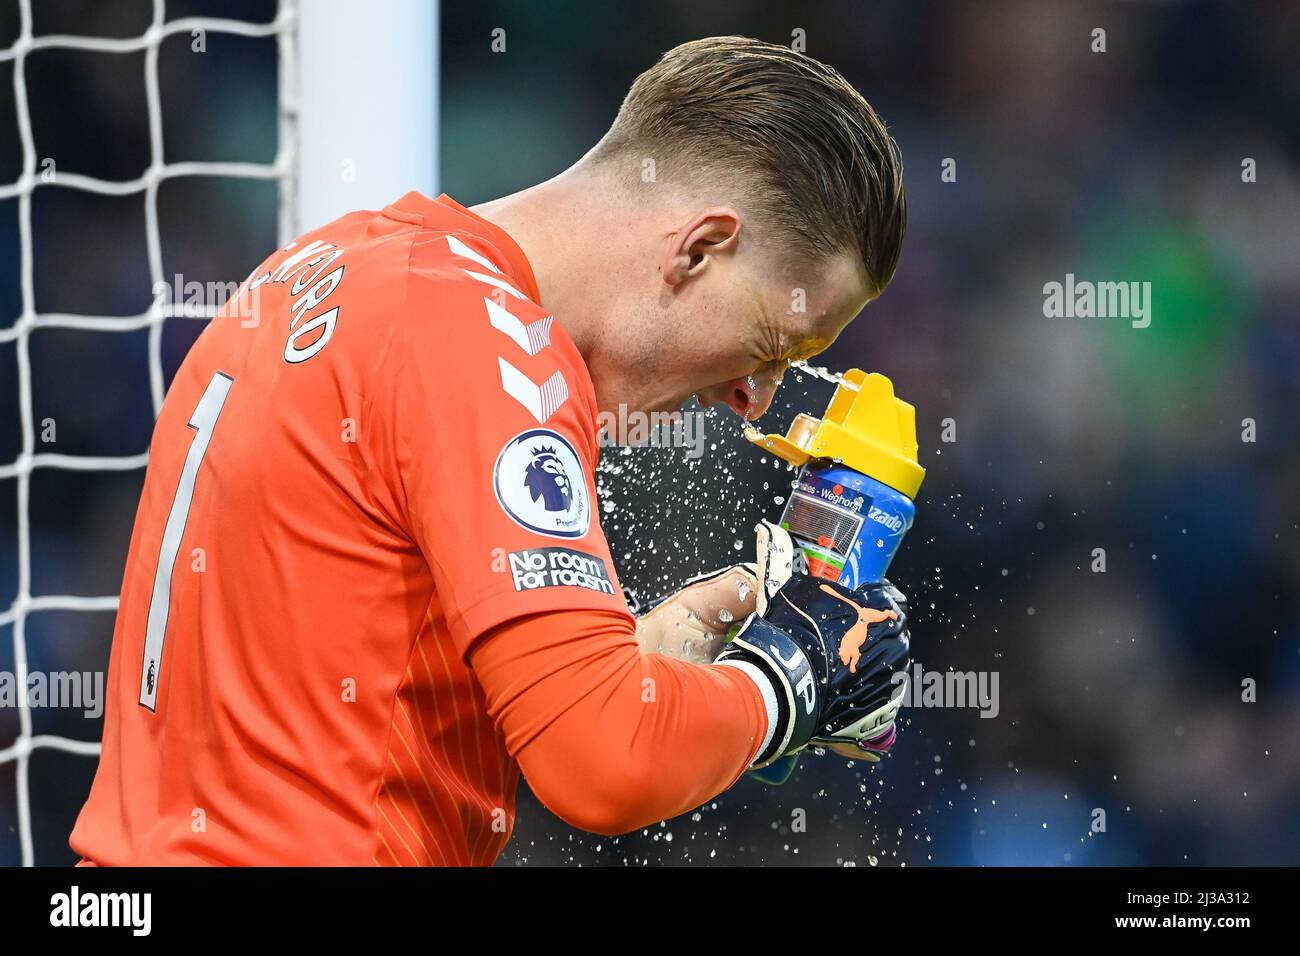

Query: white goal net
0 0 298 867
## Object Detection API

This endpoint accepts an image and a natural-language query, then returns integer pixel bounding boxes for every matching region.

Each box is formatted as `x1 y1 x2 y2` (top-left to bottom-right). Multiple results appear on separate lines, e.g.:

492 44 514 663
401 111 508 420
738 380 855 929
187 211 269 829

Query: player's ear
661 206 741 288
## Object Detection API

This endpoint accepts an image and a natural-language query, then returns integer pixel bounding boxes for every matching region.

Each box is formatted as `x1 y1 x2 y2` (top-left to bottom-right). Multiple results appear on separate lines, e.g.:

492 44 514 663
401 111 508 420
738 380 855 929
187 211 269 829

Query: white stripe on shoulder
461 268 526 300
498 357 569 424
446 234 502 273
485 296 552 356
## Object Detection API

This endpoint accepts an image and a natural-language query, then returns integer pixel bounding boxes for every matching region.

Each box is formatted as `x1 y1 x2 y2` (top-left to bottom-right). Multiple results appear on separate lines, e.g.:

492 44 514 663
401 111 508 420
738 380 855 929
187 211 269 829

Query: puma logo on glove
817 583 898 673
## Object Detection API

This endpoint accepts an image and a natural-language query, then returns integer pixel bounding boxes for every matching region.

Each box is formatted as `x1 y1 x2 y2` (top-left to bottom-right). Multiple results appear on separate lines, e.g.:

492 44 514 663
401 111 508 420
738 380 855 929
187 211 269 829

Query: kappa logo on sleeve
509 547 615 595
493 429 591 538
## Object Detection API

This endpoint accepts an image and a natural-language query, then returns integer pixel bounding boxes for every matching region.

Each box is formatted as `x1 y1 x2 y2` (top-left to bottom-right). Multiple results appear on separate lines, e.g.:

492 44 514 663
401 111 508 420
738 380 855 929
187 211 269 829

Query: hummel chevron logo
463 269 525 299
486 296 552 355
498 357 569 424
447 235 501 273
447 234 526 299
450 235 562 419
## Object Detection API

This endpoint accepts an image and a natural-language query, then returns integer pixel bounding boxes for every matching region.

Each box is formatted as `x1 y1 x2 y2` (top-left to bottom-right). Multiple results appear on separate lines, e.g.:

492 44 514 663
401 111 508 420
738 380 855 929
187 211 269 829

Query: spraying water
790 360 862 391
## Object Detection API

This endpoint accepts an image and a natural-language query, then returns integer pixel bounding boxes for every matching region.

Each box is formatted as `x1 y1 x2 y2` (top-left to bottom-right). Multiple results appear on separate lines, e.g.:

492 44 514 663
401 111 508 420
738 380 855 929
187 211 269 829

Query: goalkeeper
72 36 910 865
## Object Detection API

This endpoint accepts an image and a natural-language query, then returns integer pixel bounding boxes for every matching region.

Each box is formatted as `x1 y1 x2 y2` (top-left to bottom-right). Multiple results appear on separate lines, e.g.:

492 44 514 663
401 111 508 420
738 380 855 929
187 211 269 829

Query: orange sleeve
469 607 770 836
384 235 634 658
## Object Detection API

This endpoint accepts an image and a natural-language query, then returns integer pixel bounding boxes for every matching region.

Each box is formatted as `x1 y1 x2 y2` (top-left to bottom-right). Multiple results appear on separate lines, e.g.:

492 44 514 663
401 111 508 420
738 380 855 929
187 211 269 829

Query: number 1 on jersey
139 372 234 711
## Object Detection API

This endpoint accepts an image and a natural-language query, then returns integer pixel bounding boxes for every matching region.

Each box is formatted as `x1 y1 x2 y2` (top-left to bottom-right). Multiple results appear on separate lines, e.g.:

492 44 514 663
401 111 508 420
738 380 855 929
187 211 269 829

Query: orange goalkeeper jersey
70 193 646 865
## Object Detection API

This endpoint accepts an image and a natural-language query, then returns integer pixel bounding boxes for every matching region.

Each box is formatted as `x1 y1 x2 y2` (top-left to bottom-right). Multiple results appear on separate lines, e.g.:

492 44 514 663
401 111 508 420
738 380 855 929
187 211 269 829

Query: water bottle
744 369 925 784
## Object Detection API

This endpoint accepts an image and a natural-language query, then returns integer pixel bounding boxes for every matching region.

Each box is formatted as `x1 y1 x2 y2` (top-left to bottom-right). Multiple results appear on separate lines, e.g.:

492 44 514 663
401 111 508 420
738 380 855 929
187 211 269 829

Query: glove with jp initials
715 574 910 769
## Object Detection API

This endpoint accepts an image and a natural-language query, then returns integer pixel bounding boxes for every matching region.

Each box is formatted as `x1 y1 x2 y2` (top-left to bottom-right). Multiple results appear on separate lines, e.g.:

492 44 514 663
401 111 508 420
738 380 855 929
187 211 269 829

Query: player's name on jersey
238 238 350 364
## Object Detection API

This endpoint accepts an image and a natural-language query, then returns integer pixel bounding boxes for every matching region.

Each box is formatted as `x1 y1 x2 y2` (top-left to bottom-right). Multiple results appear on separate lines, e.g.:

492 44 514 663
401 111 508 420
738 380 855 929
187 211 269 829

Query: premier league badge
493 428 591 539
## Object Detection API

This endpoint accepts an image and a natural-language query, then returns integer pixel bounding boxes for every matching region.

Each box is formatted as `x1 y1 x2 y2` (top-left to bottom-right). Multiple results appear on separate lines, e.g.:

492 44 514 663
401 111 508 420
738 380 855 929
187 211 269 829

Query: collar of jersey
383 191 543 305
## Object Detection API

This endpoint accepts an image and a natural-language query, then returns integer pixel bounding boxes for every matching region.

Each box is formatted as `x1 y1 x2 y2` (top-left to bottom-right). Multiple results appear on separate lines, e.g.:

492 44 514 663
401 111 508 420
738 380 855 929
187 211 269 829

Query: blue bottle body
779 462 916 588
750 464 915 787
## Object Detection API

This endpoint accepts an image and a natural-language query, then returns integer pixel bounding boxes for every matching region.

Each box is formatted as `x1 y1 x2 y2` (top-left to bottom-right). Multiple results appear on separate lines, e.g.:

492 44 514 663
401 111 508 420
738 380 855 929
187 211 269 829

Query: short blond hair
595 36 907 293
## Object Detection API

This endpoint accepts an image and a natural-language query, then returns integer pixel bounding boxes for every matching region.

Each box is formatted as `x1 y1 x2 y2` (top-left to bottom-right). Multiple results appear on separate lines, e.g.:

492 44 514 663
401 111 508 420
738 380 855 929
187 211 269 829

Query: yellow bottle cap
746 369 925 498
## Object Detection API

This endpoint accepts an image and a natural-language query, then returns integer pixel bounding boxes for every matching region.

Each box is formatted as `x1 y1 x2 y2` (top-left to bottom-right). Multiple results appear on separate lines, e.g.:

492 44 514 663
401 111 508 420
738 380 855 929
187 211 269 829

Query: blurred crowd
2 0 1296 865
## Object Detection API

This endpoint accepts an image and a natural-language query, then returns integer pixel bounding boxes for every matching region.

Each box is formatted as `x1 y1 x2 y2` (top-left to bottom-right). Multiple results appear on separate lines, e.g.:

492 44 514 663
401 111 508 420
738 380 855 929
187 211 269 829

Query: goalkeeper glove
716 574 910 769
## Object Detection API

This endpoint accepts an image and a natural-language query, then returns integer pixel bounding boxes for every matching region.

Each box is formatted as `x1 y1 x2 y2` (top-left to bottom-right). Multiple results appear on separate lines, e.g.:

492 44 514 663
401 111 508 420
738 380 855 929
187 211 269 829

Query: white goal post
297 0 438 231
0 0 438 866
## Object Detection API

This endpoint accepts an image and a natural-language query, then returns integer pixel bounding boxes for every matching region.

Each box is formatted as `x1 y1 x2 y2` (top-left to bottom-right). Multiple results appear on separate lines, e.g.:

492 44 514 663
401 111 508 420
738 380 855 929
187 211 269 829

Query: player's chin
689 391 718 413
644 394 693 417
